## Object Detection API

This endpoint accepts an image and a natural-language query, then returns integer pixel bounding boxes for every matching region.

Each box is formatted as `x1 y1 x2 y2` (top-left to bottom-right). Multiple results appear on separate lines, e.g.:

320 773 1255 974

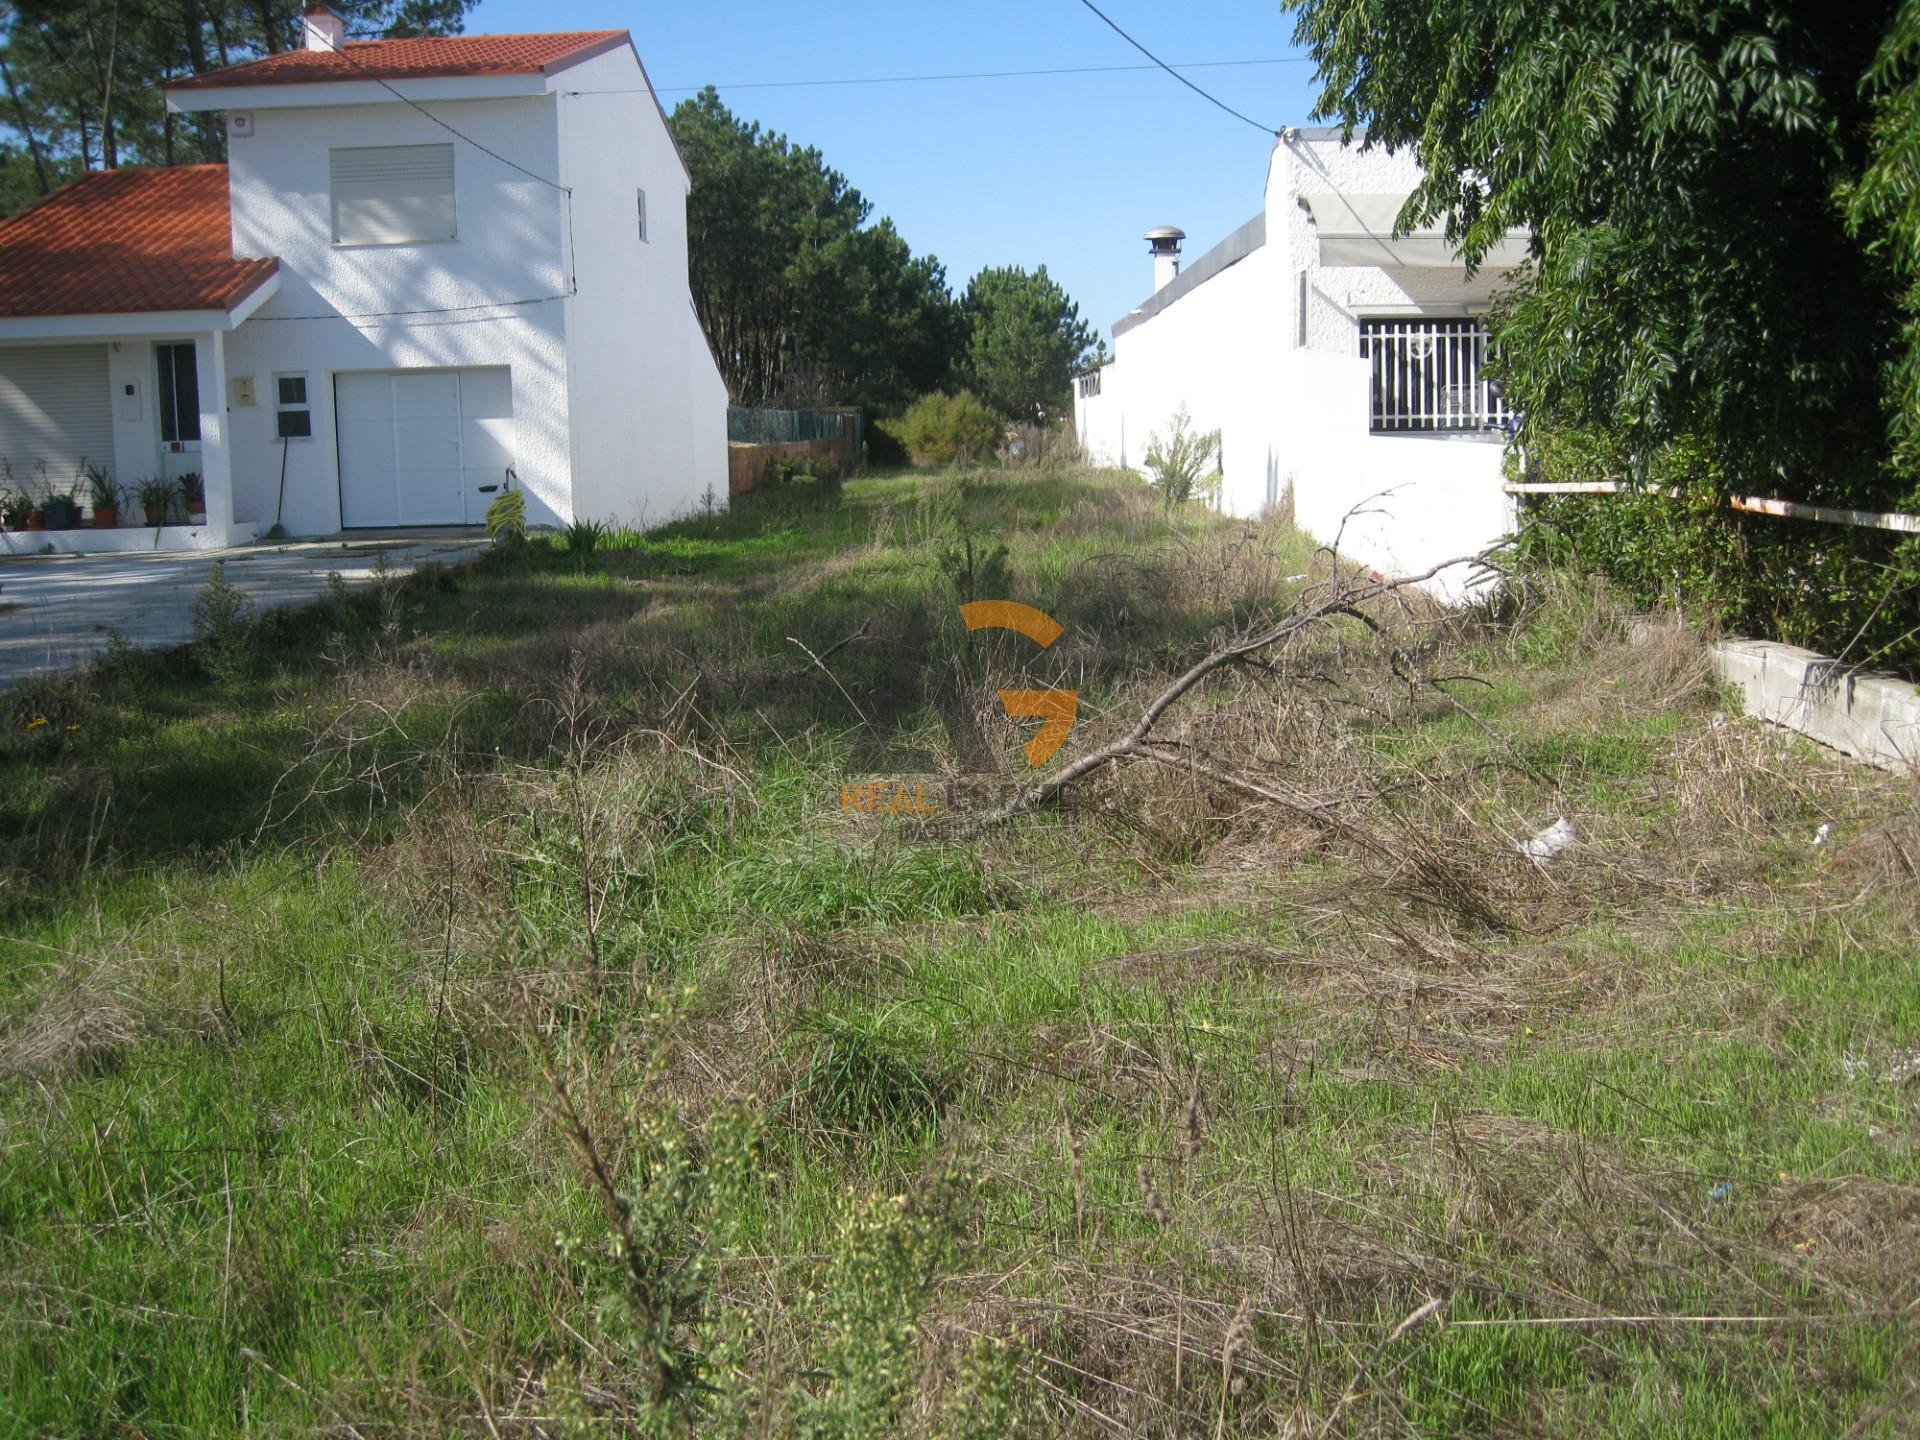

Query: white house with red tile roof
0 5 725 553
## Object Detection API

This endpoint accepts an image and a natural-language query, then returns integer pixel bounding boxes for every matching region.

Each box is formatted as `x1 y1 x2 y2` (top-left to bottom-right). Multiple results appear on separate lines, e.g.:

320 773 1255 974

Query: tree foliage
0 1 475 190
670 88 1098 418
1286 0 1920 665
1285 0 1903 504
960 265 1097 422
1849 0 1920 484
669 87 960 410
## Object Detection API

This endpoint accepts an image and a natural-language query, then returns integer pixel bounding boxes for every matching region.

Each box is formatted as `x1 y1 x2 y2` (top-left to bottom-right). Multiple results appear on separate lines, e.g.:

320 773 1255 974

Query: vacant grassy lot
1 467 1915 1438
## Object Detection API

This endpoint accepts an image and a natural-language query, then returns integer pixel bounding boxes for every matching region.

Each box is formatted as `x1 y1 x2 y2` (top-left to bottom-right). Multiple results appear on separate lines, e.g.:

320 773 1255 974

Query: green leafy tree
1849 0 1920 494
0 0 477 207
1283 0 1902 508
958 264 1097 422
670 86 962 409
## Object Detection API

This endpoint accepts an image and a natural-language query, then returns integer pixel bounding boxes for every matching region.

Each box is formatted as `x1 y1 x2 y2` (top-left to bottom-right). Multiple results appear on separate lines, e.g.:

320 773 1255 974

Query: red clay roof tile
167 31 628 92
0 166 277 319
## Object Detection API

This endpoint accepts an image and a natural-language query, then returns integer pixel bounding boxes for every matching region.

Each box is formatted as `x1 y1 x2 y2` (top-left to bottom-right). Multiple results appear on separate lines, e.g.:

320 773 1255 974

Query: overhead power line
296 35 580 314
322 39 569 195
1073 0 1280 135
639 57 1309 96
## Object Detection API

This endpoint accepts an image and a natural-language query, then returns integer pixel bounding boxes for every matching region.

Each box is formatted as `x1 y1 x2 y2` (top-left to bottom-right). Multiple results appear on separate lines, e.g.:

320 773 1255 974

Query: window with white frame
637 187 648 243
329 143 455 245
1358 317 1509 433
275 374 312 439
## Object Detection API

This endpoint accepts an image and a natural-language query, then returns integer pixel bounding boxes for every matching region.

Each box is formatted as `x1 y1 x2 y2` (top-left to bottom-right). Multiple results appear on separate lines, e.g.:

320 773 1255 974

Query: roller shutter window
0 344 115 489
330 143 456 246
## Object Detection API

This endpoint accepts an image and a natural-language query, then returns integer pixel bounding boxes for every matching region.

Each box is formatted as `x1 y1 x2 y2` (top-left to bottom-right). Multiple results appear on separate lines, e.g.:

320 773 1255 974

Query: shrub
562 518 607 556
1516 425 1920 672
1143 405 1221 509
997 420 1083 472
189 561 257 684
893 391 1002 467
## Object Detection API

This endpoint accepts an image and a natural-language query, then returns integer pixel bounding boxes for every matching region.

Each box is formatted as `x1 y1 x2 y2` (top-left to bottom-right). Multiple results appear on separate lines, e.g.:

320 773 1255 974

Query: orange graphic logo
960 601 1078 767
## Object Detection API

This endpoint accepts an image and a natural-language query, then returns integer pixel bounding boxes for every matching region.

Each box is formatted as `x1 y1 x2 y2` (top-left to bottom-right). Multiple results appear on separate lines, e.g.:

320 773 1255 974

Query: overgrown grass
0 466 1914 1437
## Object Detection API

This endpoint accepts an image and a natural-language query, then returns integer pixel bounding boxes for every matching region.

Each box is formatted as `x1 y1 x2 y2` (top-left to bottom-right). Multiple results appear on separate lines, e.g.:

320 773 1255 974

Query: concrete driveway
0 534 489 691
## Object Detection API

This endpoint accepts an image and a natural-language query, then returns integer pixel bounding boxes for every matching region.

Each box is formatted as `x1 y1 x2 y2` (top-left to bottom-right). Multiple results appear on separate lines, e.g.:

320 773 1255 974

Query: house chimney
301 3 345 52
1146 226 1185 293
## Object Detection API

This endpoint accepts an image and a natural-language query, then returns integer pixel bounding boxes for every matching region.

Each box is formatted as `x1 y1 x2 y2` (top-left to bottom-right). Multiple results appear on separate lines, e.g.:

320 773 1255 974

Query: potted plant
178 471 206 525
40 479 79 531
0 489 31 531
84 464 121 527
135 476 172 527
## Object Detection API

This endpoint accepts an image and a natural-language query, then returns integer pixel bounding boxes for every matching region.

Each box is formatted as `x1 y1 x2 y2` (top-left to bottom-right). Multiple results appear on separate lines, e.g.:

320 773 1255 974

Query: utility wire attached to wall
1073 0 1280 135
277 30 581 315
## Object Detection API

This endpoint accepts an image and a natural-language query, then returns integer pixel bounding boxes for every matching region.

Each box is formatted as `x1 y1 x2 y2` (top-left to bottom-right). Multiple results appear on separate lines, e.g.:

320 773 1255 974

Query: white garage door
0 345 114 489
335 367 516 528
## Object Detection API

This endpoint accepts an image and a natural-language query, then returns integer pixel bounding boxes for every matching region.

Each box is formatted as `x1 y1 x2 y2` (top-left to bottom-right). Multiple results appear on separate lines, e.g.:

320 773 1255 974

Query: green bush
188 560 257 684
1142 405 1222 509
1516 425 1920 672
892 391 1002 467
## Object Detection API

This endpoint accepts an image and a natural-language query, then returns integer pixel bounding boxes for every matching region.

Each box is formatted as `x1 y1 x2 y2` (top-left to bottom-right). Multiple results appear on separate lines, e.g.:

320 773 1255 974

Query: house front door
154 341 201 484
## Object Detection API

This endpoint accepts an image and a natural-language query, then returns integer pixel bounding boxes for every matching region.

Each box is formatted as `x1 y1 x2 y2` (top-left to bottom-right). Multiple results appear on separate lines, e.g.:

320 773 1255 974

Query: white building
0 5 725 553
1075 129 1530 598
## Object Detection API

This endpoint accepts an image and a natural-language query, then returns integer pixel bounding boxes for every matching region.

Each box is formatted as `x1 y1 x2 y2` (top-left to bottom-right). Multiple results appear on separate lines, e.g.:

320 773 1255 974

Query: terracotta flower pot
26 509 44 531
188 509 207 526
143 504 165 526
93 506 118 528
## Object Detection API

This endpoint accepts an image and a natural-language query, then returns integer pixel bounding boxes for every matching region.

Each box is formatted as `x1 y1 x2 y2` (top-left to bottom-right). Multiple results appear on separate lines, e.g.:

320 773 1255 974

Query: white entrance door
335 367 515 528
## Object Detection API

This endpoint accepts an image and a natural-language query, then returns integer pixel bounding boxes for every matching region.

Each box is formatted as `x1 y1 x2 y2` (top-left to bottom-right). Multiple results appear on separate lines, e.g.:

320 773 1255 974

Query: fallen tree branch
968 542 1507 831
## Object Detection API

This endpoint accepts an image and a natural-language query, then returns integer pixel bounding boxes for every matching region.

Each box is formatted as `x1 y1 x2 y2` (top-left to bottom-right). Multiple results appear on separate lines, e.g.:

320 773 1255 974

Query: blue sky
469 0 1330 341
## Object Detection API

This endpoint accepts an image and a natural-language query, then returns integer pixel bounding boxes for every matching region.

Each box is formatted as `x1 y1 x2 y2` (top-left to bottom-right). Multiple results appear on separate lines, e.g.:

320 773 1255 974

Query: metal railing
1360 318 1509 433
1076 369 1104 400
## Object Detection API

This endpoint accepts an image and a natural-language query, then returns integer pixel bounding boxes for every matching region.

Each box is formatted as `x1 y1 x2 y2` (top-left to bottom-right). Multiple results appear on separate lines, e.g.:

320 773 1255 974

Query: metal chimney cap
1144 226 1186 243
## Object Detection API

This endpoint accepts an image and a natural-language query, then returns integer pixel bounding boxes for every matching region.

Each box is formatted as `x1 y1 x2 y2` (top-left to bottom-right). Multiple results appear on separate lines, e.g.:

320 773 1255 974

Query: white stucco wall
220 95 571 535
1076 134 1519 599
555 46 727 526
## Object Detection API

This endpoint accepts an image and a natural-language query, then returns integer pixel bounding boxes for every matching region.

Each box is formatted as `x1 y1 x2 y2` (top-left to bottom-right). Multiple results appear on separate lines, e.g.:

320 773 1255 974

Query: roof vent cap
1145 226 1185 292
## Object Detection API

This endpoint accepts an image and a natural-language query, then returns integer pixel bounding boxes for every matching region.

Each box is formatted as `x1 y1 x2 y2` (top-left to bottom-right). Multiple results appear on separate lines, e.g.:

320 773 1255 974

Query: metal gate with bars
1359 318 1510 433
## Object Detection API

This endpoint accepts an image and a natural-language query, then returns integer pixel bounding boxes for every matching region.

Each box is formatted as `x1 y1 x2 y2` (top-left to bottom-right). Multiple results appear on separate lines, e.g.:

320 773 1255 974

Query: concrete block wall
1715 638 1919 771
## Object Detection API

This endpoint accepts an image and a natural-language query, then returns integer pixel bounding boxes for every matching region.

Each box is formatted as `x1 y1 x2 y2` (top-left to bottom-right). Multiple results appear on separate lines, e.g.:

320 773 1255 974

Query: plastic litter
1813 822 1832 849
1517 816 1576 860
1708 1182 1733 1201
1709 710 1727 730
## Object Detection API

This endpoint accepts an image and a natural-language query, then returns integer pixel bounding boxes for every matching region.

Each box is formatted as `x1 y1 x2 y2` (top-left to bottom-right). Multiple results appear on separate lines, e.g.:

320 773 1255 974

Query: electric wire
637 56 1309 95
247 34 579 320
1072 0 1279 135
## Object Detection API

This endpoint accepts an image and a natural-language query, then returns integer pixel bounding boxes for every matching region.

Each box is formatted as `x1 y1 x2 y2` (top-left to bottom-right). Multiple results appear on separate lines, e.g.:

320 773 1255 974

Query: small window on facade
1296 271 1309 348
275 373 312 439
637 187 648 243
330 143 456 245
156 342 200 445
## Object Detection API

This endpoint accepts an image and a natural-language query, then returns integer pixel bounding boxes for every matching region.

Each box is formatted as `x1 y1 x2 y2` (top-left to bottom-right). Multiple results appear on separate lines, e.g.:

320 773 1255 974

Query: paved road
0 535 489 691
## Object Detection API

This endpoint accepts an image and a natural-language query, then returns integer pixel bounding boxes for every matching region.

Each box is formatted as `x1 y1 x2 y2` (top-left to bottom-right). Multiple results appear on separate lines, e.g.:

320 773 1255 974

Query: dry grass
2 469 1915 1438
